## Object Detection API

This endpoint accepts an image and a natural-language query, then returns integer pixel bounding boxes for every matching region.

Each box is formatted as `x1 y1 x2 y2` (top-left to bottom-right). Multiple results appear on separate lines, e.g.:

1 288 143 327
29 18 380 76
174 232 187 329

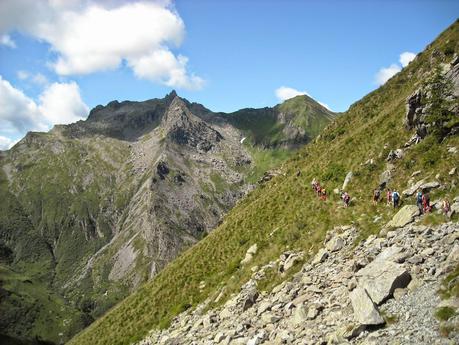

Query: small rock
350 287 385 325
312 248 329 264
326 236 345 252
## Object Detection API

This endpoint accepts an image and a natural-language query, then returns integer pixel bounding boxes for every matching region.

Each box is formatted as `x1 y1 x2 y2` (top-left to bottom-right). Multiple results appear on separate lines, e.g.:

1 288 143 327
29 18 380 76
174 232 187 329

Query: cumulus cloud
275 86 310 101
0 136 18 150
17 70 49 85
0 75 88 148
0 76 46 133
399 51 416 67
0 34 16 48
375 64 402 86
38 81 88 125
0 0 203 90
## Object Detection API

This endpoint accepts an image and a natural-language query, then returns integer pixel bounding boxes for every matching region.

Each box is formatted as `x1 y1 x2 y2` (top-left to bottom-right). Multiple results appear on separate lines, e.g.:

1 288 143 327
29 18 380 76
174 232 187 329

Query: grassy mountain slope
0 91 335 343
68 20 459 345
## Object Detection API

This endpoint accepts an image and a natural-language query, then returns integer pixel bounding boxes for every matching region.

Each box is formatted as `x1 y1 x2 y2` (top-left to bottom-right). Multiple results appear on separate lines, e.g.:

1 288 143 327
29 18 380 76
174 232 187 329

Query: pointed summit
164 90 178 104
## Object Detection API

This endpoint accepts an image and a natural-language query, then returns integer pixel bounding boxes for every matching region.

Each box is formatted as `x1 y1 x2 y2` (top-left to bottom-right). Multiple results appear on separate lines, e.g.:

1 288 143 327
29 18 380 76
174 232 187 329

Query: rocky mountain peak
161 96 223 151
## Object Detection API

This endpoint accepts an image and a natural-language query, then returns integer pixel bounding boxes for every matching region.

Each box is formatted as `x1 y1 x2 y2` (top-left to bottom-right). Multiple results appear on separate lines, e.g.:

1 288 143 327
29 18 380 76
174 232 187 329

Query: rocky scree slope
68 20 459 345
0 91 333 344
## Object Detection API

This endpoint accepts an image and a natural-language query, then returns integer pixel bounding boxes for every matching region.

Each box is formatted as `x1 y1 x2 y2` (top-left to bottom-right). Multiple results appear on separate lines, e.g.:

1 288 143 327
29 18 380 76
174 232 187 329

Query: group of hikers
311 179 351 207
311 178 452 217
373 188 400 208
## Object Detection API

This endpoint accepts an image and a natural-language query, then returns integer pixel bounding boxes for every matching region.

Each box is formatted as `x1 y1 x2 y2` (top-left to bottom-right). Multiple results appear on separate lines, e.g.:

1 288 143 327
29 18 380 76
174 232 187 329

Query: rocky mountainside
0 90 334 344
68 20 459 345
137 221 459 345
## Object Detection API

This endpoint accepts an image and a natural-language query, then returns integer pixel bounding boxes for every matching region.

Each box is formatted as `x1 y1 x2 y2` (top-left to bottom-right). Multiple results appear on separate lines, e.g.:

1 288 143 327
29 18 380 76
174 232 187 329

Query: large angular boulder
350 287 384 325
356 257 411 305
386 205 420 228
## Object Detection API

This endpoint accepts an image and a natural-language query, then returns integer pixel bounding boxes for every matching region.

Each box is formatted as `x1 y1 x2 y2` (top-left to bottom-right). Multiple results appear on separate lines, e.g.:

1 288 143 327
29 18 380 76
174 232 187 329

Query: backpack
417 192 422 203
393 192 399 201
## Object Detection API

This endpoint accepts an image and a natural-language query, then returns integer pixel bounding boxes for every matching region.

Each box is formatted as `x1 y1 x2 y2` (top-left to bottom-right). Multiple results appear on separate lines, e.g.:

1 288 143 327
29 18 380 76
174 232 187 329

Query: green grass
68 19 459 345
435 307 457 321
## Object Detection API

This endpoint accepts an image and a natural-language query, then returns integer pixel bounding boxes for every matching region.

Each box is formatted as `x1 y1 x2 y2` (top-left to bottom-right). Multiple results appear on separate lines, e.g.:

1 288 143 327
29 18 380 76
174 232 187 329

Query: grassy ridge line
68 21 459 345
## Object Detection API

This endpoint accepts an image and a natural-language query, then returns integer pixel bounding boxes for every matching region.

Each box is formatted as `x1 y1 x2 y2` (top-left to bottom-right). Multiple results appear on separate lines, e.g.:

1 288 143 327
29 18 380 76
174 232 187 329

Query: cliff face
0 91 334 344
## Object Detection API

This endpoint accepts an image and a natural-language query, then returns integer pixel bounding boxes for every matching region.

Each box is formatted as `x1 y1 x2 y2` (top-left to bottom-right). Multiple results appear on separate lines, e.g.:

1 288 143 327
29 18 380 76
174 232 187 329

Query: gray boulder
356 256 411 304
342 171 353 190
350 287 384 325
326 236 345 252
386 205 420 228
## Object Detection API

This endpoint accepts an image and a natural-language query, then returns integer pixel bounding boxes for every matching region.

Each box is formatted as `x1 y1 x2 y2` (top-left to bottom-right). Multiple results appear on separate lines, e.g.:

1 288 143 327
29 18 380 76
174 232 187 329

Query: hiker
392 190 400 208
320 188 327 201
373 189 381 205
342 192 351 207
311 179 317 191
386 188 392 206
422 192 431 213
442 198 451 218
416 189 423 214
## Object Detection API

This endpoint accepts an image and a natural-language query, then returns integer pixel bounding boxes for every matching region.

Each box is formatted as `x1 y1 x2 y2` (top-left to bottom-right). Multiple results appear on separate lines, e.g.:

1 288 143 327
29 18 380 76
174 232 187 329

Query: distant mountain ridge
0 90 335 344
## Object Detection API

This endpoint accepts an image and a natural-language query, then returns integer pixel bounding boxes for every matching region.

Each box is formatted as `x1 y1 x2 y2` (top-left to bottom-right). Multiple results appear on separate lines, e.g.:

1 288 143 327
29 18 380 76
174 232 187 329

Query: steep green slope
68 20 459 345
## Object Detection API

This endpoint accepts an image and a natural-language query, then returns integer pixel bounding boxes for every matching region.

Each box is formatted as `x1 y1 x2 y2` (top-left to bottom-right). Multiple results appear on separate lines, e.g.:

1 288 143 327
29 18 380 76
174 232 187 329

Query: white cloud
375 64 401 86
275 86 310 101
129 49 205 90
399 51 416 67
38 81 88 125
0 0 203 90
17 70 29 80
0 76 46 133
0 75 88 148
17 70 49 85
32 73 48 86
1 34 16 48
0 136 17 150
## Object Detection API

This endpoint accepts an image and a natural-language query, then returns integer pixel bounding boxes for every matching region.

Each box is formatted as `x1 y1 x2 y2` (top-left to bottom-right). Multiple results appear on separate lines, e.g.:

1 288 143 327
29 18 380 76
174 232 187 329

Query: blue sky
0 0 458 149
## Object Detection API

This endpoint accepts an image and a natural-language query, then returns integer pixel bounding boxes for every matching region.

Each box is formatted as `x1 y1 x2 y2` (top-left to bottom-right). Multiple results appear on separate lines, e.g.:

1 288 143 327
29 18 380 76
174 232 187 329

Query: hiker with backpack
373 189 381 205
320 188 327 201
416 189 423 214
342 191 351 207
422 192 431 213
386 188 392 206
442 198 451 218
392 190 400 208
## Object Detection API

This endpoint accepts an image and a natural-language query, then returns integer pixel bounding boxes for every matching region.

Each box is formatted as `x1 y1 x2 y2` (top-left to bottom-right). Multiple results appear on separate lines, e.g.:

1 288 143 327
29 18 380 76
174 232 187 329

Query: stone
214 332 226 343
312 248 329 264
247 331 266 345
449 167 457 176
402 179 426 196
356 253 411 304
326 236 345 252
241 244 258 265
393 288 407 301
350 287 384 325
282 252 304 272
342 171 353 190
386 205 420 228
261 312 281 324
291 305 308 326
307 304 321 320
242 288 259 311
